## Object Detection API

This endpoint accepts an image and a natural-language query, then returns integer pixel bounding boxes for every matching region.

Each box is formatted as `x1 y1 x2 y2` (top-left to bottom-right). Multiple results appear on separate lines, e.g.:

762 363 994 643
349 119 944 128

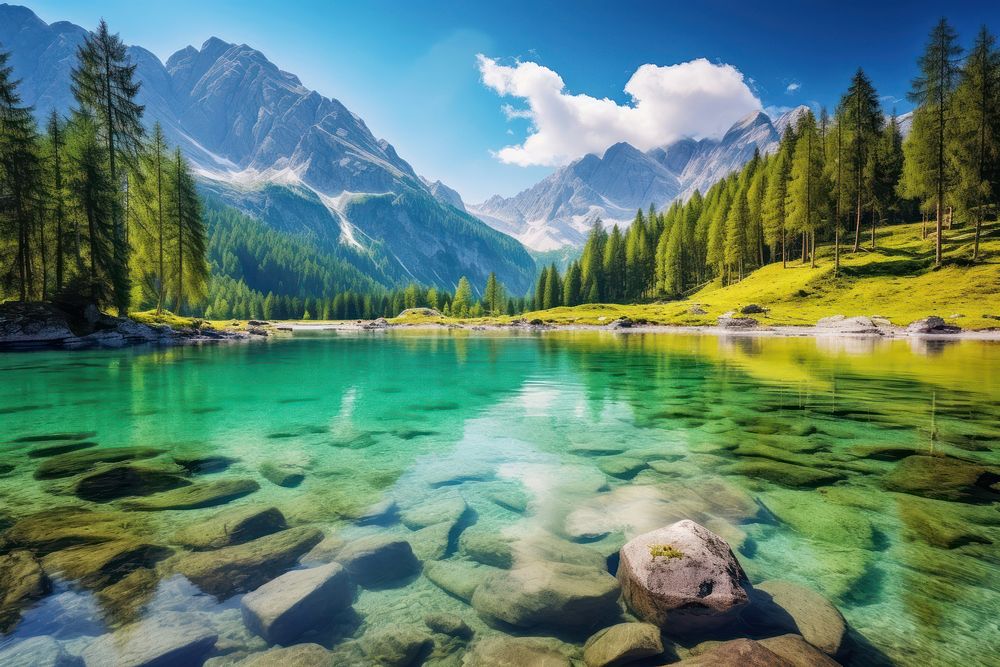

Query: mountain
470 106 810 251
0 4 535 295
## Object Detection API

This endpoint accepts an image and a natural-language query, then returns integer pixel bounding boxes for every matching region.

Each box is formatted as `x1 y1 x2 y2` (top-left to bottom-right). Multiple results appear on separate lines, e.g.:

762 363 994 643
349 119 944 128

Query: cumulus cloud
785 82 801 93
476 55 762 167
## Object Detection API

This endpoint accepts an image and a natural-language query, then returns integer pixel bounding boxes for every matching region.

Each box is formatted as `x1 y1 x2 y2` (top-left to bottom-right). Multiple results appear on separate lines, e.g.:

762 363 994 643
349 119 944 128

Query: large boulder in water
73 464 189 502
121 479 260 510
241 562 354 644
463 636 573 667
471 561 621 631
677 638 794 666
617 520 749 633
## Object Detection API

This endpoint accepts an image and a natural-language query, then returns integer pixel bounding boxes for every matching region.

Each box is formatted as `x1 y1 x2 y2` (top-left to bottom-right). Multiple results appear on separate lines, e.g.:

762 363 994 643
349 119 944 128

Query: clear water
1 331 998 665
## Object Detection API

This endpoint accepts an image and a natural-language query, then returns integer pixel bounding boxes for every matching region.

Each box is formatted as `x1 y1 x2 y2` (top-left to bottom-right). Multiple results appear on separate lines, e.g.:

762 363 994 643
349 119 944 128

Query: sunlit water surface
1 331 998 665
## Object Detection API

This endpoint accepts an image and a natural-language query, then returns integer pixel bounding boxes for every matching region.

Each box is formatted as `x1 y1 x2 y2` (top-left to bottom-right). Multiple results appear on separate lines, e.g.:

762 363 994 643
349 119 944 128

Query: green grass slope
519 222 1000 330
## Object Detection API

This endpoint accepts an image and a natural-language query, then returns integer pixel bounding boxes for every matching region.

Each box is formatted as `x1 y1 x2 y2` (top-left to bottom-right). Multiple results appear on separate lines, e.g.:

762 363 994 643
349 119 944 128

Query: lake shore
274 318 1000 341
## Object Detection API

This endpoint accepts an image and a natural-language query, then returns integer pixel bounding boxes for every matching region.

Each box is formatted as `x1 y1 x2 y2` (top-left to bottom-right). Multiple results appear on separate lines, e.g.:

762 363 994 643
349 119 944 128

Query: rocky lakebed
0 331 997 666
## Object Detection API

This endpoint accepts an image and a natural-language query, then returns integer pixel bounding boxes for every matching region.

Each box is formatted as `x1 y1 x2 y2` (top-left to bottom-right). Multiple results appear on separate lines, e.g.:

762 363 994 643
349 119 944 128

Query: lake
1 330 998 665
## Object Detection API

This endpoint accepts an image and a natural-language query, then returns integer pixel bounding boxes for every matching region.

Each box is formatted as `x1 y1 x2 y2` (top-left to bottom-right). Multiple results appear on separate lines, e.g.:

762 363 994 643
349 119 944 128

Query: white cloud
476 55 762 167
785 82 801 93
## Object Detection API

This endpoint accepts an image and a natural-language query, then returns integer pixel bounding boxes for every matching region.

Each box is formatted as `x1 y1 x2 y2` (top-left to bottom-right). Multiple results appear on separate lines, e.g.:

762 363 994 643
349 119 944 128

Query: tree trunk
810 231 816 268
781 229 787 268
973 210 982 261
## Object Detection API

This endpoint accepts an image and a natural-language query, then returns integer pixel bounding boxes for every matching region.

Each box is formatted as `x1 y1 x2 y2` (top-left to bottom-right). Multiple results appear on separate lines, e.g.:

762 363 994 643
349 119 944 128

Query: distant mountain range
469 107 809 251
0 3 536 294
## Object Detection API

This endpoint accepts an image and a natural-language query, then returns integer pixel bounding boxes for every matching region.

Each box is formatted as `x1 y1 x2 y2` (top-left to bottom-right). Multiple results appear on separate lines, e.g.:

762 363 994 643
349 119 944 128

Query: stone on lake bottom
122 479 260 510
228 643 334 666
749 580 847 657
882 455 999 503
335 535 420 587
173 526 323 599
423 560 490 602
174 505 288 550
260 462 306 488
0 549 50 631
241 562 354 645
80 611 218 667
361 627 434 667
424 612 472 639
678 638 794 666
0 636 78 667
758 634 841 666
617 520 749 633
583 622 664 667
472 561 621 630
73 464 189 502
34 447 164 480
463 636 573 667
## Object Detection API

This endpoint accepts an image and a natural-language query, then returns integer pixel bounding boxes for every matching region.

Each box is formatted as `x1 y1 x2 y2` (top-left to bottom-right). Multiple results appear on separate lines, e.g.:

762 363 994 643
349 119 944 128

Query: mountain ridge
469 106 810 251
0 4 536 294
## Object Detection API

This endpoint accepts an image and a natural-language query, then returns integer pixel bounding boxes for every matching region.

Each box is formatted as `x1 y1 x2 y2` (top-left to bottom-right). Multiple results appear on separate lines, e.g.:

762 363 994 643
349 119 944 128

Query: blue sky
26 0 1000 203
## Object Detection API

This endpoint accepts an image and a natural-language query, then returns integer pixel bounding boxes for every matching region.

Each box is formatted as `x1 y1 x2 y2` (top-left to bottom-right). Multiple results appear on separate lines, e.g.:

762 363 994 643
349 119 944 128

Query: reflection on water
0 331 998 665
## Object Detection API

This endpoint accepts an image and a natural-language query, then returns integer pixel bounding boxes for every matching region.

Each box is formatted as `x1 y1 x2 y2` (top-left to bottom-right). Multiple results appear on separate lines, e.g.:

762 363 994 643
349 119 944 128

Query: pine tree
0 49 44 301
483 272 505 315
580 221 607 302
44 110 70 290
71 20 145 312
951 26 1000 260
170 149 208 314
533 266 548 311
872 114 904 247
724 188 750 281
839 69 884 252
452 276 473 317
542 263 561 309
786 111 828 268
906 18 963 265
135 123 169 311
764 130 795 267
562 261 582 306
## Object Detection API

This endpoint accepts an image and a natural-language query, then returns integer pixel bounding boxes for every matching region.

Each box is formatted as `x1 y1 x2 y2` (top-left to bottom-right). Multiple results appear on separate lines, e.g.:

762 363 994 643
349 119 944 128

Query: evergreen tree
839 68 884 252
483 271 505 315
542 263 562 309
764 131 795 266
951 26 1000 260
72 19 145 312
872 114 904 246
0 49 43 301
171 149 207 314
562 261 582 306
786 111 828 267
452 276 473 317
724 189 750 281
906 18 963 265
580 221 607 302
602 225 626 301
44 110 69 290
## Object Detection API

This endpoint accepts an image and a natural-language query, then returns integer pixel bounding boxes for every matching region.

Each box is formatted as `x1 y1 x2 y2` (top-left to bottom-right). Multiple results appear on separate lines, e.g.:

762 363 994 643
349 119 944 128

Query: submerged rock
758 490 874 550
35 447 164 480
748 580 848 658
260 462 306 488
41 538 171 589
335 535 420 587
27 441 98 458
463 636 573 667
400 491 468 530
461 527 607 570
726 458 843 488
361 627 434 666
882 455 999 503
0 550 50 631
122 479 259 510
174 505 288 550
897 496 995 549
80 611 218 667
227 643 333 666
583 622 664 667
409 521 455 561
472 561 621 630
424 560 491 603
241 562 354 645
424 612 472 639
173 526 323 598
617 520 749 633
173 454 238 475
0 636 78 667
73 464 190 502
2 508 139 554
757 634 841 667
678 638 794 666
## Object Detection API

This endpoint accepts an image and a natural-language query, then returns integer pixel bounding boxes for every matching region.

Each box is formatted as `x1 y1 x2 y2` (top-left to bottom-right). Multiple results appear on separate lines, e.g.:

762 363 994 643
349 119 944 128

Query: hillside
511 223 1000 330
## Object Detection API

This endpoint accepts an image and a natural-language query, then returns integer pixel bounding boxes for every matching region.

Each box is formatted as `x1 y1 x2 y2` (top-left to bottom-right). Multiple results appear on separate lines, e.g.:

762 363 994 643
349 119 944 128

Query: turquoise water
1 331 998 665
